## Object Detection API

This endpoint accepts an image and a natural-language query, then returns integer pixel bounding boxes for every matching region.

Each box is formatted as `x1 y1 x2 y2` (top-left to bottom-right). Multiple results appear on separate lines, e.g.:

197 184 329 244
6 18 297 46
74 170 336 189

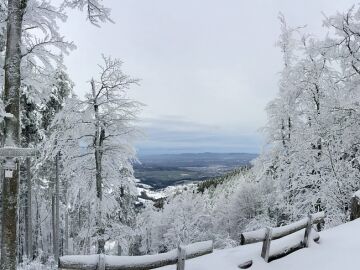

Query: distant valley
134 152 257 190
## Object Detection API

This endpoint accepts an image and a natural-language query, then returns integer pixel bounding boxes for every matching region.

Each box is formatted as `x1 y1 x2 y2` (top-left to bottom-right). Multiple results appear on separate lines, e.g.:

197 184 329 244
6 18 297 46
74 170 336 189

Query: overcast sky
58 0 357 155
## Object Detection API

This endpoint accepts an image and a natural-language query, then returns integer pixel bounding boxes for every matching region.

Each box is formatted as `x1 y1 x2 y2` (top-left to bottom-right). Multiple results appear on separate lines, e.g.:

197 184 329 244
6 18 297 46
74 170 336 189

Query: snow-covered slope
156 219 360 270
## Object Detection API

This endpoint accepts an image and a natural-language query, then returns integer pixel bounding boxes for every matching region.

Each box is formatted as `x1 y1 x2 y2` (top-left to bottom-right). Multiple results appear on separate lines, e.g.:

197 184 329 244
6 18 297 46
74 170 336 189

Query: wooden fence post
261 227 272 263
303 214 313 248
117 242 122 256
98 254 105 270
177 245 186 270
350 192 360 220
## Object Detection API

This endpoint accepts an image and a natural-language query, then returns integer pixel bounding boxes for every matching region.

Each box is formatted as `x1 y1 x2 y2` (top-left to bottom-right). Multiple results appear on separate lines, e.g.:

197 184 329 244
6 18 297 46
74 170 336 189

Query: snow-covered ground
156 219 360 270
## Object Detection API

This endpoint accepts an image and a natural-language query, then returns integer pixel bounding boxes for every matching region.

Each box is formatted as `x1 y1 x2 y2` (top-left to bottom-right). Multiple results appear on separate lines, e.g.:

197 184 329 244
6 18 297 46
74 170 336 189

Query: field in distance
134 152 257 190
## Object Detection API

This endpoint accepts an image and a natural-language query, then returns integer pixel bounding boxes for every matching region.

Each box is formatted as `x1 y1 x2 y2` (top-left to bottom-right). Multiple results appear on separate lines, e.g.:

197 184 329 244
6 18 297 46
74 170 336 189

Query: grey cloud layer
58 0 357 153
136 117 262 154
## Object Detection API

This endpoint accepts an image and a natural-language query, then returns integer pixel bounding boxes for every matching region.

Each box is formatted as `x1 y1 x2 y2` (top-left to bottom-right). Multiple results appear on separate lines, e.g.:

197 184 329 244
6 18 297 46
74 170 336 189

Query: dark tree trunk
350 194 360 221
91 79 105 254
25 157 33 259
1 0 27 269
52 153 60 261
64 179 69 256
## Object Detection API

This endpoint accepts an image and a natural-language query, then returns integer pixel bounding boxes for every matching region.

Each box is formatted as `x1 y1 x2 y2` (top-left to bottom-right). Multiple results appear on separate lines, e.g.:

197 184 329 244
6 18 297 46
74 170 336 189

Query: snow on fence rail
239 211 325 265
59 240 213 270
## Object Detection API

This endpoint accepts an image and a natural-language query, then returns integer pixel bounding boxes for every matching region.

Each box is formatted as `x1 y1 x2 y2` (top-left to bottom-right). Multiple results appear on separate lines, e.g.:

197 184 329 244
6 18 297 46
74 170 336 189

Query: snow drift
156 219 360 270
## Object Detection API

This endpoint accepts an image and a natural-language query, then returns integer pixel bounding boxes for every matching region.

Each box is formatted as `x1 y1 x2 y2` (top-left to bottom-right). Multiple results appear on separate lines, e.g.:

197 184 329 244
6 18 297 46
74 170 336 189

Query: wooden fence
59 240 213 270
60 212 325 269
239 211 325 265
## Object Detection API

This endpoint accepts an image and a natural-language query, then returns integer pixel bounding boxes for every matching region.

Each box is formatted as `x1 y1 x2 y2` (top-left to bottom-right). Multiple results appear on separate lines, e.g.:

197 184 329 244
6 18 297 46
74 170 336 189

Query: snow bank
353 190 360 199
156 219 360 270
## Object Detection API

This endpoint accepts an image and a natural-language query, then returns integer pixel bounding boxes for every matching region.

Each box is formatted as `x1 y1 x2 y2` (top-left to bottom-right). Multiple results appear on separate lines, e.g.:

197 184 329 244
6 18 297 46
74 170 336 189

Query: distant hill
134 152 257 189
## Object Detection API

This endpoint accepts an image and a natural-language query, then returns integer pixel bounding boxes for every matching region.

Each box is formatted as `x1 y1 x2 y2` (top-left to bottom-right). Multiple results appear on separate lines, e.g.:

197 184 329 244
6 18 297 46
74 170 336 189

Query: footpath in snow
156 219 360 270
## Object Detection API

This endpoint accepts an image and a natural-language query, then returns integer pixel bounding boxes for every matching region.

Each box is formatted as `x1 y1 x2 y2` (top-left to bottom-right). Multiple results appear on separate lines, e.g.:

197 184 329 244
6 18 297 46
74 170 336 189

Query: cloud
136 116 262 155
58 0 357 154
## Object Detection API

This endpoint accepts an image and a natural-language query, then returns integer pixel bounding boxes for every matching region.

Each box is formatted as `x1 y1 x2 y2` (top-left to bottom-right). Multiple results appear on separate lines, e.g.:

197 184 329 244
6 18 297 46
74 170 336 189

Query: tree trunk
64 209 69 255
1 0 27 269
350 193 360 220
64 177 69 256
17 173 26 262
25 157 33 259
52 193 55 257
53 153 60 261
91 79 105 254
33 195 39 258
86 202 91 254
0 165 3 263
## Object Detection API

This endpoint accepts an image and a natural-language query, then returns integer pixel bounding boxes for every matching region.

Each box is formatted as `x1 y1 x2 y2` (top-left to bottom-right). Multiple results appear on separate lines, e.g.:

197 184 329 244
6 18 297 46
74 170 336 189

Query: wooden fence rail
240 211 325 264
60 212 325 269
59 240 213 270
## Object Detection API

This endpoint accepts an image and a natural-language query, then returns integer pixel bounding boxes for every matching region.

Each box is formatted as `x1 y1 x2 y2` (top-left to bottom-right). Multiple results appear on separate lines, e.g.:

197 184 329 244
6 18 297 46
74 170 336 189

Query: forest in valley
1 1 360 270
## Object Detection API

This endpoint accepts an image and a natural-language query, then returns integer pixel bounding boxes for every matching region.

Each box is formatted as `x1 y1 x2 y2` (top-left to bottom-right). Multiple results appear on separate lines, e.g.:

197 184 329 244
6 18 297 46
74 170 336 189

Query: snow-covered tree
45 56 141 255
0 0 111 268
255 7 360 228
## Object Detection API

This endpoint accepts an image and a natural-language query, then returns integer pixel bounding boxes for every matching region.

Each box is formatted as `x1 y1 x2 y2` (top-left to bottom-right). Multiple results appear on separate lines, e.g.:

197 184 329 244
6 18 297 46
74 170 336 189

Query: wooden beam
240 211 325 245
268 241 303 262
59 240 213 270
0 147 37 157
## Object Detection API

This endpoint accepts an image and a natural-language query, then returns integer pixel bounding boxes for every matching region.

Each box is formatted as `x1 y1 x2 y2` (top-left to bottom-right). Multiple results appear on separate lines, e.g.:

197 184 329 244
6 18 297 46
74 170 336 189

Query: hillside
156 219 360 270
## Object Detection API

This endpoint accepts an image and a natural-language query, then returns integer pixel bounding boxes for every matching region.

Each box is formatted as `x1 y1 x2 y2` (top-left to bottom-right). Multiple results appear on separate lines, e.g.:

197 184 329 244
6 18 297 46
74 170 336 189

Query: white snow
106 241 213 268
353 190 360 199
106 241 213 267
106 250 177 267
241 212 324 244
155 219 360 270
137 187 166 200
60 241 213 269
60 254 98 267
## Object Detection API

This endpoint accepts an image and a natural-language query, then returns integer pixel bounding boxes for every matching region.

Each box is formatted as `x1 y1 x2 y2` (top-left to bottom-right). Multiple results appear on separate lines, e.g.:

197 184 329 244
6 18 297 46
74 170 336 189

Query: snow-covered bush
17 257 56 270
